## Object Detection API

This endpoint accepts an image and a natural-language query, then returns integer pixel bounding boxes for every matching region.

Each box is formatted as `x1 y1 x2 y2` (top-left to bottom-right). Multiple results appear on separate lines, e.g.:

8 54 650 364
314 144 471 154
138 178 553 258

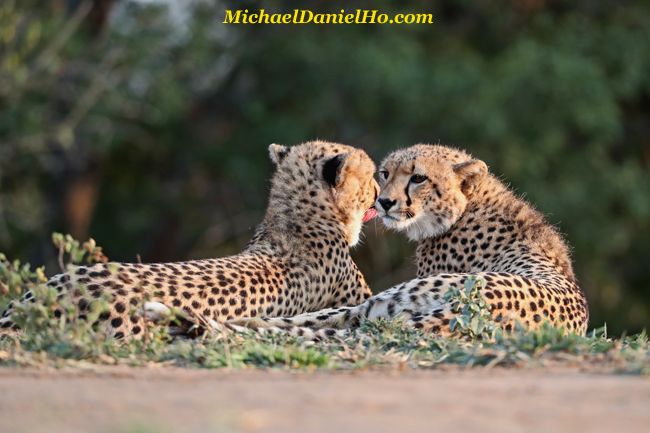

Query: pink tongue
362 208 378 223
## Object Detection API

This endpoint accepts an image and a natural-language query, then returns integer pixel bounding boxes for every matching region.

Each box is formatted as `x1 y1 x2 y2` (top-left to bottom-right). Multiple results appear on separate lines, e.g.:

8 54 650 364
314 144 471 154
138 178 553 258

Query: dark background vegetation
1 0 648 334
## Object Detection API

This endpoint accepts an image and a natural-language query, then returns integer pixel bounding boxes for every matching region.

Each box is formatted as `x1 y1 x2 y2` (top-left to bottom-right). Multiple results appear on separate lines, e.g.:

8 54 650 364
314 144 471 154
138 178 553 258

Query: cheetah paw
227 317 274 329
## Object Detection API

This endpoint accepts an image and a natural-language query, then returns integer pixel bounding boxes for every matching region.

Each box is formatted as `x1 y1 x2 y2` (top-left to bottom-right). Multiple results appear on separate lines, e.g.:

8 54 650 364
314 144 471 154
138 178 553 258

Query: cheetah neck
249 212 348 253
249 187 353 251
238 185 366 310
243 215 357 310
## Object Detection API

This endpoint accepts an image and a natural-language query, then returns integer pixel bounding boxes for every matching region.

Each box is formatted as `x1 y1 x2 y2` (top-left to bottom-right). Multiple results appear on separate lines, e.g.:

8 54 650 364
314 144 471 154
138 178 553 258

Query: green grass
2 316 647 373
0 234 648 373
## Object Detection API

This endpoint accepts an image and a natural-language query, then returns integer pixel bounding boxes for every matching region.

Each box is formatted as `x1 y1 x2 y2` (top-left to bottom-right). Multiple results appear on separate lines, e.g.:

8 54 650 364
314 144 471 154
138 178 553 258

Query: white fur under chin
382 214 448 242
348 210 364 246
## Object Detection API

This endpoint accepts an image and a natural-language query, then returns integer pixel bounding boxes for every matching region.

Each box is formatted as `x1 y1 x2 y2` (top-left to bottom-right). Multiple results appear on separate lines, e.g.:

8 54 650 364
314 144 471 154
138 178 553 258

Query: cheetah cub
0 141 379 338
231 144 590 336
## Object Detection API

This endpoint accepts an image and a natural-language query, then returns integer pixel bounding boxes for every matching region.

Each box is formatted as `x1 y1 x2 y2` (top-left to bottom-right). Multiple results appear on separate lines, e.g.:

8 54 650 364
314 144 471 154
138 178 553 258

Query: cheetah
0 140 379 338
230 144 590 336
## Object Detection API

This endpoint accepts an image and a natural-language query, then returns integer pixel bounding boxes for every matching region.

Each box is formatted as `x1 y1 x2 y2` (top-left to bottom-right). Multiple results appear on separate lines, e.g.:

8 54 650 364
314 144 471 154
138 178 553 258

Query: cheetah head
268 140 379 246
376 144 488 241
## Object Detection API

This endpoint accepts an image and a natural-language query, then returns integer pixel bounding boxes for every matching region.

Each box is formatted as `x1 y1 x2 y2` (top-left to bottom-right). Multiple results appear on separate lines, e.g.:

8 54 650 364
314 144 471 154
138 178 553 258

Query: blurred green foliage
0 0 649 334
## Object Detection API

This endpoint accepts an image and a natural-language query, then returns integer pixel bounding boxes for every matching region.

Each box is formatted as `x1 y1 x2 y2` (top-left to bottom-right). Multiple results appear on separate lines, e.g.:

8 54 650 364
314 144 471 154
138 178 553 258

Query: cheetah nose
377 198 396 212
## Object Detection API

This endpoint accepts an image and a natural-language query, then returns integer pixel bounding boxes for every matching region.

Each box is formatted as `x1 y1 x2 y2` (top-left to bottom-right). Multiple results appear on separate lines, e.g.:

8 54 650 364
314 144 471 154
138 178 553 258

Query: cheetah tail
223 322 350 340
0 314 15 330
227 304 366 331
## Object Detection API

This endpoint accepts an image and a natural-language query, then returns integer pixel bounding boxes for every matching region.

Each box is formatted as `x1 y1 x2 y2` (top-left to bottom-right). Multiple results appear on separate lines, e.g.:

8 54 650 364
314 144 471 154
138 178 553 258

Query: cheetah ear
453 159 488 195
268 143 289 165
322 153 349 188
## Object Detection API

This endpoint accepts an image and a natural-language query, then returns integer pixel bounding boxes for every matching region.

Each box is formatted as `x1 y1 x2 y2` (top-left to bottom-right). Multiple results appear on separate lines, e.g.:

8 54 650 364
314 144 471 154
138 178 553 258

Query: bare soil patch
0 367 648 433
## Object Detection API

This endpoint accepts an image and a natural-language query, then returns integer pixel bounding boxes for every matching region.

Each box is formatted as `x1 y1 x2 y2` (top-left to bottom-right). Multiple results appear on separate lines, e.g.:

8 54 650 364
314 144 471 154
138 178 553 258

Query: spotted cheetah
0 141 379 338
230 144 590 336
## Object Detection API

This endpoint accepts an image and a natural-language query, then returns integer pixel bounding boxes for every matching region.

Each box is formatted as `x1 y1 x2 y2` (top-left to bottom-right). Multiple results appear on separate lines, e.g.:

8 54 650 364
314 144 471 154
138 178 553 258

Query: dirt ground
0 367 648 433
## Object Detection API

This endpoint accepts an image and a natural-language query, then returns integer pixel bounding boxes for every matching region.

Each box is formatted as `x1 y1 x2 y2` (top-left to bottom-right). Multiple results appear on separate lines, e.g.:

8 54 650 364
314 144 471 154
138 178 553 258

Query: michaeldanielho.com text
223 9 434 25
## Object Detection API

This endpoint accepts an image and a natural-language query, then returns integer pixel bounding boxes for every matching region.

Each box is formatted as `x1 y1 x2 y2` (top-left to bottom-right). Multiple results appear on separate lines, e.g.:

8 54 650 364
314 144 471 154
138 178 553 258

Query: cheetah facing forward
0 141 379 338
231 144 589 335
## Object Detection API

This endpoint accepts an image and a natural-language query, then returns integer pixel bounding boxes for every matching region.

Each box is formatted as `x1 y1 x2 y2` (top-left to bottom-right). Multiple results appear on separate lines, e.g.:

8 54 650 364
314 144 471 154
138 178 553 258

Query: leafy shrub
445 277 502 340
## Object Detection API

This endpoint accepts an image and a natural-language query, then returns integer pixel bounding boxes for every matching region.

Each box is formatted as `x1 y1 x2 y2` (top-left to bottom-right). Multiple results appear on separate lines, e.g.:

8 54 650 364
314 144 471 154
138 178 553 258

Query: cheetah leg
228 276 453 330
142 301 174 322
402 308 456 337
227 306 361 330
230 272 588 335
388 272 587 335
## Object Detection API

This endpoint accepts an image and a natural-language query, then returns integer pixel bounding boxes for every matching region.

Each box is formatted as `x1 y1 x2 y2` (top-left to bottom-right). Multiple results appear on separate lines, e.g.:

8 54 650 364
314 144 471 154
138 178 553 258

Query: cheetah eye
378 170 389 180
410 174 427 184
